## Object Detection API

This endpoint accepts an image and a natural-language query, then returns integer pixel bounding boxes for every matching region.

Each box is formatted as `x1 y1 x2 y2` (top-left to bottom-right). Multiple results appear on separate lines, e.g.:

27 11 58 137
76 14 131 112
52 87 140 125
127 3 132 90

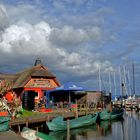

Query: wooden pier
9 109 95 133
0 130 26 140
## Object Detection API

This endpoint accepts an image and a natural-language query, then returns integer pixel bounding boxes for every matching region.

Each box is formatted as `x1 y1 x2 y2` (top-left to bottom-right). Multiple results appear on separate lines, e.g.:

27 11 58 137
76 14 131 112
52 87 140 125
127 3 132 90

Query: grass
19 109 41 117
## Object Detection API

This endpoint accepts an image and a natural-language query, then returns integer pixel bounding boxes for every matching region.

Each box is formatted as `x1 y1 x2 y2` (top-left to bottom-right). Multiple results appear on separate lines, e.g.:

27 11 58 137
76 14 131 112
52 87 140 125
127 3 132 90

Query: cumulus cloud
50 26 88 45
0 2 121 90
49 26 102 46
0 19 112 77
0 21 51 54
2 3 45 24
0 5 9 30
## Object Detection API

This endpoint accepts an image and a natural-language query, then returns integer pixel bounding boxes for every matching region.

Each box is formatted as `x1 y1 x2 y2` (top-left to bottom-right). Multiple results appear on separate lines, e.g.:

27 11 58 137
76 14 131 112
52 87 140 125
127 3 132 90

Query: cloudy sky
0 0 139 96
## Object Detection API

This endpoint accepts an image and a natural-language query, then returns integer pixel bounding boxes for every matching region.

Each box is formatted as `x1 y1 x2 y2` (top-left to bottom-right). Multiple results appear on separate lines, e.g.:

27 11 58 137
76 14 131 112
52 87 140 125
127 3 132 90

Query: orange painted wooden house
0 58 61 104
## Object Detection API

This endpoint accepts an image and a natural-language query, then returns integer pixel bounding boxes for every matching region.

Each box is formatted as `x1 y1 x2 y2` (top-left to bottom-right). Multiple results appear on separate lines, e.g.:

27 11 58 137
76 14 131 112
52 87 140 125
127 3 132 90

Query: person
49 100 54 108
59 101 63 108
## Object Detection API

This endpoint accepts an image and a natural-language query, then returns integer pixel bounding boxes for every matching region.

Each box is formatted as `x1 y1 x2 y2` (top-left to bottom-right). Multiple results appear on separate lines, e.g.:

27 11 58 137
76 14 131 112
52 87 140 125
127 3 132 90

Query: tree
0 80 13 95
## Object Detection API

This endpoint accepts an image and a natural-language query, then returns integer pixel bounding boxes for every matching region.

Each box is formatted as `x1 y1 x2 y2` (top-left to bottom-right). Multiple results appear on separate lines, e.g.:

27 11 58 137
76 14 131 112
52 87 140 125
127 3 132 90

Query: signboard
26 78 57 88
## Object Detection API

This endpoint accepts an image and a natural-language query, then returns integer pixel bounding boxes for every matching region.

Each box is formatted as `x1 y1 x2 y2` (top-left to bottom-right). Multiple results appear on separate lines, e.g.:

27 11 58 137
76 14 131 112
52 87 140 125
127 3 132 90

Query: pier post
75 100 78 118
18 125 21 133
26 121 28 127
47 115 50 121
67 119 70 140
9 122 11 129
36 126 38 132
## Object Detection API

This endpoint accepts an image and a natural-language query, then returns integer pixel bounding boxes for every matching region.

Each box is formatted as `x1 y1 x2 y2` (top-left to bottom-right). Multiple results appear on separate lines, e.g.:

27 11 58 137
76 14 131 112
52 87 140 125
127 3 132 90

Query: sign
26 78 57 88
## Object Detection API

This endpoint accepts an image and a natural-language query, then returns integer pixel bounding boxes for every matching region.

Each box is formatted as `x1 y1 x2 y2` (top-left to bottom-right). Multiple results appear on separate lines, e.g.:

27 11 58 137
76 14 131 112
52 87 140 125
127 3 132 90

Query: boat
0 112 10 132
47 113 98 131
49 125 97 140
99 108 124 121
21 127 55 140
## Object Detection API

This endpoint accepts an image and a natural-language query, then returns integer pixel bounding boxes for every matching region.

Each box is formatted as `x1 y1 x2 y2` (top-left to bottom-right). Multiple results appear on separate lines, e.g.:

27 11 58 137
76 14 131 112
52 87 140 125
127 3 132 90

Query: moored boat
99 108 124 121
47 113 98 131
21 127 55 140
0 112 10 132
49 125 97 139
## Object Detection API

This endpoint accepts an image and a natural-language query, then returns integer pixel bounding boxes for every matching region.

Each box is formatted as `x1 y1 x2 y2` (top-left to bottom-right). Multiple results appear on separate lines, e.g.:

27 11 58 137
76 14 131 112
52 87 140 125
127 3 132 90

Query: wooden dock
0 130 26 140
10 110 95 132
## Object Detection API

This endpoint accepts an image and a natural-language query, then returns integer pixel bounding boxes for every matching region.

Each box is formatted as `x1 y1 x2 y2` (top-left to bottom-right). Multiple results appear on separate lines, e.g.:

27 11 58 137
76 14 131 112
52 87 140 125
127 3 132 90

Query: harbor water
48 111 140 140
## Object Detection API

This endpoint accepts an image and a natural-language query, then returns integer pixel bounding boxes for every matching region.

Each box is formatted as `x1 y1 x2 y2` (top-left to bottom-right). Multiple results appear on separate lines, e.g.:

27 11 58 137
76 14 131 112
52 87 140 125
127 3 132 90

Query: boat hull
47 113 98 131
21 127 54 140
0 116 10 132
99 108 124 121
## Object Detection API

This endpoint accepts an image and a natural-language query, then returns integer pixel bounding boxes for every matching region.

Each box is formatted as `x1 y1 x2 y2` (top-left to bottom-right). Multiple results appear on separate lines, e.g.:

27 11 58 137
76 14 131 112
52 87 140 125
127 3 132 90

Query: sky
0 0 139 96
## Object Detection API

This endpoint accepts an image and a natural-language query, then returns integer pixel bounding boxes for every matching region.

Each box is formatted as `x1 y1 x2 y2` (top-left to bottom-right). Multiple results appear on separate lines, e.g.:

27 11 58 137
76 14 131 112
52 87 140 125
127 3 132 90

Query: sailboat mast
127 70 131 96
119 66 122 96
113 71 117 98
109 70 112 93
132 63 135 96
123 65 128 96
98 66 102 91
121 65 126 97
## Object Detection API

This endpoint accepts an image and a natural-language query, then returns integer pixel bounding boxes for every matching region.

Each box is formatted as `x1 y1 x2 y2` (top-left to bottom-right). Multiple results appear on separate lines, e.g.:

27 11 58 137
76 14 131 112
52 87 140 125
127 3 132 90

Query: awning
46 82 85 103
47 82 85 93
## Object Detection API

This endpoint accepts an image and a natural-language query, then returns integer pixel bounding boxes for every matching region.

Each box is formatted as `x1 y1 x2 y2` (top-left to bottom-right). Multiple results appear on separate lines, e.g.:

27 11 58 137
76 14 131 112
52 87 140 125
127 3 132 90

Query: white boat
21 127 43 140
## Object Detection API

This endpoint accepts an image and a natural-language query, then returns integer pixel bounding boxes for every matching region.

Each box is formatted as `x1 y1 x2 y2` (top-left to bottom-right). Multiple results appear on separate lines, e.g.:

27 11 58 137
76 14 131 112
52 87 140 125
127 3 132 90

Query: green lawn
20 109 42 117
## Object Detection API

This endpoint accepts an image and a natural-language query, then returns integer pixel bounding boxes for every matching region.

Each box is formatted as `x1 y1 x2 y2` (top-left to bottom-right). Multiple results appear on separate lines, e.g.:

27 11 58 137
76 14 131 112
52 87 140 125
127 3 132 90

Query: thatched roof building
0 58 61 102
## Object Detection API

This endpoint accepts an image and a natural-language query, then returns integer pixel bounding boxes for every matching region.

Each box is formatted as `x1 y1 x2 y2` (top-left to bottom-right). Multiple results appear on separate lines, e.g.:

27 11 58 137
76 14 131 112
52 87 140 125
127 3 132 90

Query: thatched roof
13 64 57 88
0 62 60 90
0 73 18 81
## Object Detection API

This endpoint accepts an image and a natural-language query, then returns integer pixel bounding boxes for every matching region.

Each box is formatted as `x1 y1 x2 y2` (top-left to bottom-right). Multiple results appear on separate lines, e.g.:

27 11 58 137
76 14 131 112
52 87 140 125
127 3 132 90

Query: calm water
48 111 140 140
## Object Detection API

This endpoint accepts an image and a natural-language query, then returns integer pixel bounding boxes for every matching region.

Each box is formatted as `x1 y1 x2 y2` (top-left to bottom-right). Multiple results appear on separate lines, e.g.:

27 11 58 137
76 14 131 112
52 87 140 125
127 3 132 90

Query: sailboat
123 63 138 110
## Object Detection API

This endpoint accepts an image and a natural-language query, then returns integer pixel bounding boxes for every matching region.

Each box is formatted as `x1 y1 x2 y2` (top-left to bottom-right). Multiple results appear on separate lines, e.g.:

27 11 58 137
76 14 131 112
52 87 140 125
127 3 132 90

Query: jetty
0 130 26 140
9 109 96 133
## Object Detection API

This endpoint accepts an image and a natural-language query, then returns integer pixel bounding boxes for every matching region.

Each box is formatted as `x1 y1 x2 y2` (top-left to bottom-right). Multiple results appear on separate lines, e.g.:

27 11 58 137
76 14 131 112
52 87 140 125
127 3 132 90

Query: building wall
23 77 59 102
25 78 58 88
86 91 102 104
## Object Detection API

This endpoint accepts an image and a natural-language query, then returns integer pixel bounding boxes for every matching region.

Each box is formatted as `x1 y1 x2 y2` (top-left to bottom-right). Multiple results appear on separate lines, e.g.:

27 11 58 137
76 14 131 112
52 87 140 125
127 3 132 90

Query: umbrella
56 82 85 103
56 82 84 91
47 82 85 103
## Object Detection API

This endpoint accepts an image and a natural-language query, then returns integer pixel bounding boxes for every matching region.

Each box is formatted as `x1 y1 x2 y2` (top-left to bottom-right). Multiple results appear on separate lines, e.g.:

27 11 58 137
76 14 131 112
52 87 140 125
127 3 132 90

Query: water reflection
48 112 140 140
123 111 140 140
